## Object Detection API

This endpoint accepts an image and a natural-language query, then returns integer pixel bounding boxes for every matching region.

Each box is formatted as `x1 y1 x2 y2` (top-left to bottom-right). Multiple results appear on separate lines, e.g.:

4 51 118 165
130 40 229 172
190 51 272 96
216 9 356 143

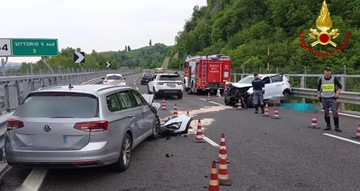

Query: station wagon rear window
107 75 122 80
159 75 181 81
14 92 99 118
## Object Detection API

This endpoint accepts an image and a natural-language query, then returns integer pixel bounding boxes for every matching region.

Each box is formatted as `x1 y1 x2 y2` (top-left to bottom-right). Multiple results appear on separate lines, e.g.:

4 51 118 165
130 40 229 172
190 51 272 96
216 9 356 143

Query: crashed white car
224 74 292 107
147 73 183 99
103 74 126 85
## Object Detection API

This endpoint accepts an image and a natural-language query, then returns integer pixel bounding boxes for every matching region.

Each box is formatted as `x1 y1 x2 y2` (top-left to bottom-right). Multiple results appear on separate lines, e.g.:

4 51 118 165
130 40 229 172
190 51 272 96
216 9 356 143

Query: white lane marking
199 98 225 106
323 133 360 145
136 87 139 90
203 135 220 148
16 169 48 191
209 101 223 106
320 110 360 118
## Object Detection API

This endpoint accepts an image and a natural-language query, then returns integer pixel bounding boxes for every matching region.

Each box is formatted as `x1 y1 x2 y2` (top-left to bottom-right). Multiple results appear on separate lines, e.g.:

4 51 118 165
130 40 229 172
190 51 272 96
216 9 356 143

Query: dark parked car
141 73 153 85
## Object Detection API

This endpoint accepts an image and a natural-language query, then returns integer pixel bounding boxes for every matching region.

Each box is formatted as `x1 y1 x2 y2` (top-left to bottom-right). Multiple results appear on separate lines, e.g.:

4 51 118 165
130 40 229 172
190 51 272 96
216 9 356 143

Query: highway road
0 73 360 191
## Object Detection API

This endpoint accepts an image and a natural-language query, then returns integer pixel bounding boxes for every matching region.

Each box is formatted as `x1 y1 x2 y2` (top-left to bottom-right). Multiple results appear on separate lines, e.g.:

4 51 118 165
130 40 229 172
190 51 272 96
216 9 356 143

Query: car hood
226 82 252 88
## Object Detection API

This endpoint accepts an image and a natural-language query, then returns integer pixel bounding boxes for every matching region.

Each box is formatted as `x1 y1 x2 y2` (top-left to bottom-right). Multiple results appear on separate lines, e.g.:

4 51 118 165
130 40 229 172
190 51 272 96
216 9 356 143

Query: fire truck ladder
202 63 207 87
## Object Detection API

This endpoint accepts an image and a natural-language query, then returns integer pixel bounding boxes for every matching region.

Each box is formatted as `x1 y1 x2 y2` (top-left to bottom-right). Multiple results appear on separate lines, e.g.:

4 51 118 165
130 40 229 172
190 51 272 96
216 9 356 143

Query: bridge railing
0 69 138 158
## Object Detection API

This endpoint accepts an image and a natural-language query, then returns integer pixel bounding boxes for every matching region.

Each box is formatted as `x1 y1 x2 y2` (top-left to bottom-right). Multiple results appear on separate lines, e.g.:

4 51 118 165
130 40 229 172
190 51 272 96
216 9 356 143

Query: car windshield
238 76 255 84
143 74 152 77
107 75 122 80
159 75 181 81
14 92 99 118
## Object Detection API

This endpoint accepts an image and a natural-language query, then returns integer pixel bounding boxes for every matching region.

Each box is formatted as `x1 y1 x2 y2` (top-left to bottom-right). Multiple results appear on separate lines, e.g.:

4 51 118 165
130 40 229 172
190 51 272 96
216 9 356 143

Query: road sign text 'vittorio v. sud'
11 38 58 57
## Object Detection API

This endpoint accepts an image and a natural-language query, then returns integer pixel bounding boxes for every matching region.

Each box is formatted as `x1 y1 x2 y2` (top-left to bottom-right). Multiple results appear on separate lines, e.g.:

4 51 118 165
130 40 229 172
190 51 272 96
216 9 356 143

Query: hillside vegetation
13 43 171 74
168 0 360 75
168 0 360 111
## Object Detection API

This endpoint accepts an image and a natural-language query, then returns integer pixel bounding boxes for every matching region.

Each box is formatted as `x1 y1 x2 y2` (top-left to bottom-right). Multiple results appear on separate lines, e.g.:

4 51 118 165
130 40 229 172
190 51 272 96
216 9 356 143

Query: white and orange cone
262 102 270 117
173 104 178 118
207 92 211 101
186 111 190 117
208 161 220 191
308 111 320 129
237 99 242 110
215 133 230 164
352 119 360 140
271 107 281 119
193 119 206 143
161 98 166 110
218 149 232 186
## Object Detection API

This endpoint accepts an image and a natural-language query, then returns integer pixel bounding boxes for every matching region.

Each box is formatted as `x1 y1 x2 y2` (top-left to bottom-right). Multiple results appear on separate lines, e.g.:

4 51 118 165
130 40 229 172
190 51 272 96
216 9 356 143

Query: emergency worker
317 67 342 132
251 73 265 114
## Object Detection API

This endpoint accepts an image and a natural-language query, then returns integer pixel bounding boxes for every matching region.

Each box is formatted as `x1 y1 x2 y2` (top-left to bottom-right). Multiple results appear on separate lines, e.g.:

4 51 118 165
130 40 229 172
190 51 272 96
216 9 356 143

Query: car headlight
166 122 182 130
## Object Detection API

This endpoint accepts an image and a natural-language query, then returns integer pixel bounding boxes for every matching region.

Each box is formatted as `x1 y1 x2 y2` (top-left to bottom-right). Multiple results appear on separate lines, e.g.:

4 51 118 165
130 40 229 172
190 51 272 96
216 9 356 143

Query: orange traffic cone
215 133 230 164
271 106 281 119
308 111 320 129
161 98 166 110
208 161 220 191
218 148 232 186
173 104 178 118
207 92 211 101
237 99 242 110
193 119 206 143
186 111 190 117
262 102 270 117
352 119 360 140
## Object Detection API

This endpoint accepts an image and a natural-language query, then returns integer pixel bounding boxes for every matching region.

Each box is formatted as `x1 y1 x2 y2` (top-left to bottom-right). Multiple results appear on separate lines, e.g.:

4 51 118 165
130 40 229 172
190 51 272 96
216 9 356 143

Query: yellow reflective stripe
322 84 334 92
209 179 219 186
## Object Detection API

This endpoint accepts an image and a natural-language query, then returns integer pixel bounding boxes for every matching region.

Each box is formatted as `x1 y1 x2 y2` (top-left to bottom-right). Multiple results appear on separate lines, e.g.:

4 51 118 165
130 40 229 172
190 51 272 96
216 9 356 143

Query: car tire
247 94 255 108
177 93 183 99
111 133 132 172
224 93 230 105
149 115 160 140
282 90 291 103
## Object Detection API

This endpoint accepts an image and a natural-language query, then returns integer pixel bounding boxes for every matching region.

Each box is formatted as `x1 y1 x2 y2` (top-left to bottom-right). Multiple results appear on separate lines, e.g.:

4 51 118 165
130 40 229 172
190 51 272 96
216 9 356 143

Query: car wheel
150 115 160 139
111 133 132 172
247 94 255 108
282 90 290 103
224 95 230 106
177 93 183 99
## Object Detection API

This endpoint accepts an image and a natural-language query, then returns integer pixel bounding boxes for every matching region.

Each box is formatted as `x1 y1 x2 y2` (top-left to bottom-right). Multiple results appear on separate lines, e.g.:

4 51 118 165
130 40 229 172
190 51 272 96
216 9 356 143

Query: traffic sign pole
41 56 54 74
1 57 8 76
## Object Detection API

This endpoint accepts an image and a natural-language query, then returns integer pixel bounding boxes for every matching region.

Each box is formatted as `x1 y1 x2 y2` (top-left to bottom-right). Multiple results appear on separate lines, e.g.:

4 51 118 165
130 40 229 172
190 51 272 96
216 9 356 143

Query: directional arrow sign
74 52 85 63
106 61 110 67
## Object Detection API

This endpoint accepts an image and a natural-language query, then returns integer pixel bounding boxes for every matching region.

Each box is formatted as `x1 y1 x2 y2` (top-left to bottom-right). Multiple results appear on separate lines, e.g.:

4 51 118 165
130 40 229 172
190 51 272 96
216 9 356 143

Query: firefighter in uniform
251 73 265 114
317 67 343 132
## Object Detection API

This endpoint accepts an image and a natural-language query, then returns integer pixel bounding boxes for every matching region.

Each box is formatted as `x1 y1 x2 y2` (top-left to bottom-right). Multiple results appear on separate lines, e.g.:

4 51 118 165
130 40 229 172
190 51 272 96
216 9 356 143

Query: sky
2 0 207 63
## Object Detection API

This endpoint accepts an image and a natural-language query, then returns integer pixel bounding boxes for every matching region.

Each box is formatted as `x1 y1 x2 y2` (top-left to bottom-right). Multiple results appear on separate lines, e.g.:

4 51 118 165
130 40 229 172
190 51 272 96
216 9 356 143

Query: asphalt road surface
0 73 360 191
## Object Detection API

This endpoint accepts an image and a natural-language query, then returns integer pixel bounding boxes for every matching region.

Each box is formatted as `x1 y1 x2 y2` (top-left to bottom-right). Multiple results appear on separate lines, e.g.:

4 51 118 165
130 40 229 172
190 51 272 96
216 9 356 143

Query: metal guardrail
292 88 360 105
0 70 138 159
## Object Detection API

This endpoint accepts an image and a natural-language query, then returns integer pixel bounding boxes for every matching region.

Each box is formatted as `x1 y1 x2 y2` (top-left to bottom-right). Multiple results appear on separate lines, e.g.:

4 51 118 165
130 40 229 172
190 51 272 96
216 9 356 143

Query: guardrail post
300 76 305 103
340 76 346 111
15 81 22 105
4 83 10 112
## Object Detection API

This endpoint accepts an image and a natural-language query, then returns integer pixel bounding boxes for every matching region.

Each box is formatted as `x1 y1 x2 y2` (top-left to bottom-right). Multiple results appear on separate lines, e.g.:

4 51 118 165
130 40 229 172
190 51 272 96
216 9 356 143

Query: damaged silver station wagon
5 84 192 172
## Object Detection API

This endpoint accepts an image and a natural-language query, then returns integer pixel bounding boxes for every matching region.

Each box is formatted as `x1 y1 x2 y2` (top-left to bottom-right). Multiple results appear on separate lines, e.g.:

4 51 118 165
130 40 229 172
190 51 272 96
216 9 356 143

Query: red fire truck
183 54 231 94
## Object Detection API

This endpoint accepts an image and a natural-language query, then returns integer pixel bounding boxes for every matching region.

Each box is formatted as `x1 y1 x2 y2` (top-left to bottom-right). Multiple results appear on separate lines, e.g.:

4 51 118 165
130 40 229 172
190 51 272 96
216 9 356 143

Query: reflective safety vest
320 76 335 98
